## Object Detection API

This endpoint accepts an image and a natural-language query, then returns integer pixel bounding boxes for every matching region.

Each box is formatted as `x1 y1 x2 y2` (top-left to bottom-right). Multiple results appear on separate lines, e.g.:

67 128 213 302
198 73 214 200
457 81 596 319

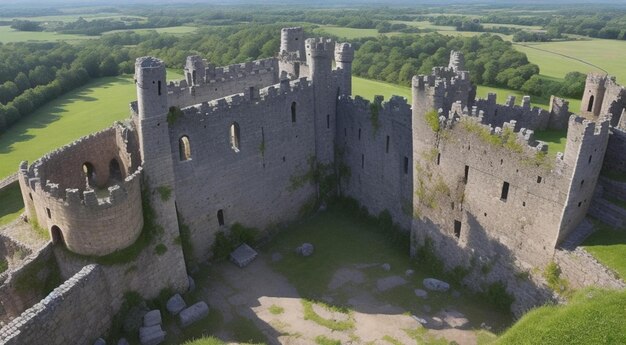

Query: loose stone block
423 278 450 292
143 310 162 327
166 294 187 315
179 302 209 328
139 325 166 345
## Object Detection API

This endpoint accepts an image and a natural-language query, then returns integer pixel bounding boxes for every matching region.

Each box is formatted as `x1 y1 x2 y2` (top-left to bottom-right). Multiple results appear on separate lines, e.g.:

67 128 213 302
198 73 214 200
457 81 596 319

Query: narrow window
46 208 51 219
404 156 409 174
587 95 594 112
358 128 361 140
217 209 224 226
501 181 510 201
454 220 461 239
451 202 455 210
386 136 390 153
464 165 469 183
437 153 441 165
249 86 255 100
179 136 191 160
82 162 96 187
588 155 592 164
158 80 162 96
192 70 197 84
29 193 33 200
230 122 241 152
581 180 585 188
326 114 330 129
494 109 498 117
578 201 582 207
110 158 123 180
344 128 347 137
537 176 542 183
291 102 297 123
361 154 364 169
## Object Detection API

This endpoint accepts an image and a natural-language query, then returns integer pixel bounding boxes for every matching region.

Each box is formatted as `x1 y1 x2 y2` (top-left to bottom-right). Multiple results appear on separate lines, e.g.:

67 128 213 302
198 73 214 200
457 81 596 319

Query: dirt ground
197 253 485 345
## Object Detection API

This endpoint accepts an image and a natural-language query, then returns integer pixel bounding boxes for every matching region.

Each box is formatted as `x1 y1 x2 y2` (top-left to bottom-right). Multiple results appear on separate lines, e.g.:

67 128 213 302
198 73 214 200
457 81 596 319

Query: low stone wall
0 264 112 345
555 247 626 290
0 243 57 325
0 175 17 192
0 234 32 278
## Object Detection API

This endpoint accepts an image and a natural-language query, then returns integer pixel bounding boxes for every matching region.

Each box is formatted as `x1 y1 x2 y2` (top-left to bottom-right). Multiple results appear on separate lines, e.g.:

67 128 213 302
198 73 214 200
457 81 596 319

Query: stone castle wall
0 264 112 345
18 124 144 257
169 78 321 260
603 128 626 174
168 58 279 110
336 95 413 229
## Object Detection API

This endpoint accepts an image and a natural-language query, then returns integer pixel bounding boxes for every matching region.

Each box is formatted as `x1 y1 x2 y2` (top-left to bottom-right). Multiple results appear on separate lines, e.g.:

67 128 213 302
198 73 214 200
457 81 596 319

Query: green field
317 25 397 39
583 221 626 280
6 13 145 23
104 26 198 35
0 182 23 226
0 76 135 179
0 26 93 43
514 39 626 83
496 288 626 344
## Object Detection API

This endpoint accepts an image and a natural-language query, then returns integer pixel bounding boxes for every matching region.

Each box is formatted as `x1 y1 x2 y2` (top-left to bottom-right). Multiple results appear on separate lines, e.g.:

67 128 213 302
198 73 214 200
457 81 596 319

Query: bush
211 223 260 260
483 281 514 312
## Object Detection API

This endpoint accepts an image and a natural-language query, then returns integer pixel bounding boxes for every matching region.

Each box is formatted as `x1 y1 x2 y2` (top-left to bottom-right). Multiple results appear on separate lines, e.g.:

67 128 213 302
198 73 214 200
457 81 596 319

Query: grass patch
0 258 8 274
476 330 498 345
582 220 626 280
542 261 572 298
14 256 61 296
0 182 24 226
315 335 342 345
268 304 284 315
211 223 259 260
382 335 404 345
226 315 268 344
156 185 172 201
497 288 626 344
302 300 354 331
534 129 567 157
404 327 449 345
154 243 167 255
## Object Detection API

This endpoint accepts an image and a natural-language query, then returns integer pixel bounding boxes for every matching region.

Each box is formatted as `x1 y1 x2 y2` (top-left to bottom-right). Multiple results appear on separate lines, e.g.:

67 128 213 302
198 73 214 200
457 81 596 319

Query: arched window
291 102 297 123
587 95 594 112
230 122 241 152
109 158 123 181
217 209 225 226
51 226 64 246
179 136 191 161
82 162 96 187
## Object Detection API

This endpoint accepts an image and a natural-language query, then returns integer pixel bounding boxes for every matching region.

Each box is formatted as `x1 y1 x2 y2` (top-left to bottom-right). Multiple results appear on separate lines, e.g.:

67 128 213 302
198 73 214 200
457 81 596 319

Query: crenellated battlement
305 37 335 58
334 42 354 63
177 77 313 118
474 93 551 131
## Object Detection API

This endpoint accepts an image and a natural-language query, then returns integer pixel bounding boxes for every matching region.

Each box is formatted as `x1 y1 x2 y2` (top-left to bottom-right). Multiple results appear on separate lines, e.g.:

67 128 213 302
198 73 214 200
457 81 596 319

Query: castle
2 27 626 344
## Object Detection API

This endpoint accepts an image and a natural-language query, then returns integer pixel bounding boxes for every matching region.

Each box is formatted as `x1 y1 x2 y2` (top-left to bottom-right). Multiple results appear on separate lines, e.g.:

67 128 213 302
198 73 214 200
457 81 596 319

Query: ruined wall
169 78 319 260
0 244 58 325
18 124 144 257
336 95 413 229
167 58 279 110
599 77 626 126
555 247 626 290
0 264 112 345
474 94 551 131
603 128 626 174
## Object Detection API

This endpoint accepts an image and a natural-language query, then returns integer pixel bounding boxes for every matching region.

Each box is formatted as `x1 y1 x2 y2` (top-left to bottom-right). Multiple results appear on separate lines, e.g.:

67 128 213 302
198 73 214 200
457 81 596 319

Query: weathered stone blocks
179 302 209 328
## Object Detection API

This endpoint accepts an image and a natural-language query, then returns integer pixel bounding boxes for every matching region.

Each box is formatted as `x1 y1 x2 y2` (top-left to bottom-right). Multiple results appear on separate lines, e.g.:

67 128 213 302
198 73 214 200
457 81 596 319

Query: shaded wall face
170 87 318 260
336 98 413 229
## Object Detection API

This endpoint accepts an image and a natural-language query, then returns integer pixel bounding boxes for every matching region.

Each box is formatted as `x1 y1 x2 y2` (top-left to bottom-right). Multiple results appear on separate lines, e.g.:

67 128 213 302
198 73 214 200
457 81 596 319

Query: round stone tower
280 27 305 59
580 73 607 118
448 50 465 72
334 42 354 96
184 55 206 86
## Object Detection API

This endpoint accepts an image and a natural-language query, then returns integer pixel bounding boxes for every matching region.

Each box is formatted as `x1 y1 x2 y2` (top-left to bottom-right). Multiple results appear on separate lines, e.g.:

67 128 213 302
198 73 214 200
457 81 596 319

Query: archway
51 226 65 246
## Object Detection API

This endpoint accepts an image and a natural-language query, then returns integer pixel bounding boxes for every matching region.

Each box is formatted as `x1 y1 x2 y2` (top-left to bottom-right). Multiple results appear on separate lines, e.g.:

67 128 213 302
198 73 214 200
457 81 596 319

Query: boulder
179 301 210 328
405 269 415 277
429 317 444 329
381 263 391 271
166 294 187 315
296 243 314 257
143 310 162 327
423 278 450 292
439 309 470 329
94 338 106 345
414 289 428 299
139 325 166 345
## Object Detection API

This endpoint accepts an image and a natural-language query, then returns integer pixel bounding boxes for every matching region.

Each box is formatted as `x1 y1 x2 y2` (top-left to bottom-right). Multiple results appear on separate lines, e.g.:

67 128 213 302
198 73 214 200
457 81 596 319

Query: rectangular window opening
437 153 441 165
454 220 461 238
501 181 510 201
361 154 365 169
327 114 330 129
358 128 362 140
464 165 469 184
404 156 409 174
46 208 51 219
